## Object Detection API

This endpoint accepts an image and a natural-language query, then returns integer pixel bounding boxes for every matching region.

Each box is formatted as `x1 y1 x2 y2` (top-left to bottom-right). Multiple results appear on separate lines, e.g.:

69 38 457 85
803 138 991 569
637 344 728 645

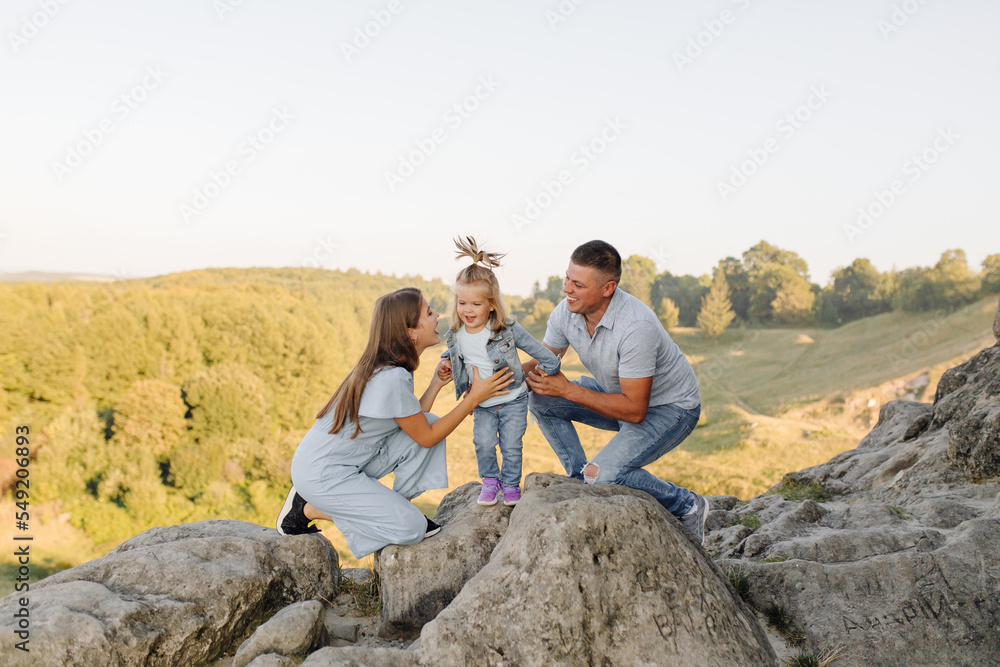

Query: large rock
416 474 777 667
936 346 1000 481
994 293 999 340
708 333 1000 665
0 520 339 667
234 600 329 667
376 481 512 639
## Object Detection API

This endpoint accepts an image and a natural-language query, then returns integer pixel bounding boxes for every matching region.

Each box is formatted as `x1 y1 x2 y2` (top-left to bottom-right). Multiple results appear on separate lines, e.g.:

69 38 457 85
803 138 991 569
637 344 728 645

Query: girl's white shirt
456 325 525 408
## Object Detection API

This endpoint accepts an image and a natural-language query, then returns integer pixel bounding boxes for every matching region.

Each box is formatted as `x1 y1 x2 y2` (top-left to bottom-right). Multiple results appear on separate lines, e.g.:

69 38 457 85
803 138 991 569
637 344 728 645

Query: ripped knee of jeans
583 462 599 484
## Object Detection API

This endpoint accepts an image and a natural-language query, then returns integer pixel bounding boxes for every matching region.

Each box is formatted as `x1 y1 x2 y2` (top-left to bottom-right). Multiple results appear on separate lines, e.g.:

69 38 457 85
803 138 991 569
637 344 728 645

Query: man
524 240 708 543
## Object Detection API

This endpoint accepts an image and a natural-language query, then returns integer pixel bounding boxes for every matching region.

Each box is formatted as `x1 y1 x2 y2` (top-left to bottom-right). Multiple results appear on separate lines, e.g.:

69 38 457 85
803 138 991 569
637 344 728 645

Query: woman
277 287 512 558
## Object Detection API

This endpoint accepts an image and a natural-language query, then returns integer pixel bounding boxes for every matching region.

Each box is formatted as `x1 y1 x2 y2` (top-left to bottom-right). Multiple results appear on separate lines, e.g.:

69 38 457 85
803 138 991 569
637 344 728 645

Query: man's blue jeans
528 376 701 517
472 391 529 488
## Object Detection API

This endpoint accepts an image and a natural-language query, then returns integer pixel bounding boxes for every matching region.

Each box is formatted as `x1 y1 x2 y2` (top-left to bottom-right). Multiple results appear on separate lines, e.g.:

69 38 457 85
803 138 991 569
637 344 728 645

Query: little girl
439 237 561 506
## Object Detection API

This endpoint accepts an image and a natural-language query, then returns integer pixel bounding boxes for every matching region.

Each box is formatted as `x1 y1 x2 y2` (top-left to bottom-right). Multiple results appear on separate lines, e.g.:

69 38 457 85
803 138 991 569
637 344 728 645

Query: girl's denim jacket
441 320 561 400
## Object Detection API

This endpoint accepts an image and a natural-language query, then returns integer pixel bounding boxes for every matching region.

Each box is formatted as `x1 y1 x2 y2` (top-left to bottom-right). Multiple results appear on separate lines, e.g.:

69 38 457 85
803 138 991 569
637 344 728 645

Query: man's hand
525 366 573 398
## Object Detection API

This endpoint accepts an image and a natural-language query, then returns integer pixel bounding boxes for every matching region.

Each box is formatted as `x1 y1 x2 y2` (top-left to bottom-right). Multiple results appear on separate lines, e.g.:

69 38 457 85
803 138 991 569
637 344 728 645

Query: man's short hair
570 240 621 284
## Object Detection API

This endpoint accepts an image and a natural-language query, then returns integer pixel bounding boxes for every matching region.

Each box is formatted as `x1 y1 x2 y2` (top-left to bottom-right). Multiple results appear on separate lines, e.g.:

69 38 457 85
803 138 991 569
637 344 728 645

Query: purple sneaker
478 478 500 506
501 485 521 506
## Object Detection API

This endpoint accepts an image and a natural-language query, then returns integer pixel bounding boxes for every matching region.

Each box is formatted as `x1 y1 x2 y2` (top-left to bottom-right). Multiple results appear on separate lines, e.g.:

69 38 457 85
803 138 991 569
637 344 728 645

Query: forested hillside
0 268 450 550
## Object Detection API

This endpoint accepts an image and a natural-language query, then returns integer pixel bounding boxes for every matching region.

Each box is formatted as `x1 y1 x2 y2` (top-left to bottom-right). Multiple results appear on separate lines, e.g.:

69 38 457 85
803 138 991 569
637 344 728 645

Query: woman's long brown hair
317 287 423 437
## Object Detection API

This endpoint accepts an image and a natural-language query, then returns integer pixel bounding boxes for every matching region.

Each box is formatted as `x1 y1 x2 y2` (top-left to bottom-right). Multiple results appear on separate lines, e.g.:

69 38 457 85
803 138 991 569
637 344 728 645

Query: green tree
651 273 708 327
771 278 816 325
893 266 930 312
183 363 273 444
813 287 838 326
697 270 736 341
980 254 1000 295
620 255 657 307
717 257 750 321
112 379 187 459
657 297 680 331
895 250 980 312
742 241 814 324
830 258 891 323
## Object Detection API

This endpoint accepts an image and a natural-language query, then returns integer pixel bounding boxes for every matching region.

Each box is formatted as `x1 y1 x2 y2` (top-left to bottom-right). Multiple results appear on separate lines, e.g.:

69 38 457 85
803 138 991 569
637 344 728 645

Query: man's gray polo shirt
543 288 700 410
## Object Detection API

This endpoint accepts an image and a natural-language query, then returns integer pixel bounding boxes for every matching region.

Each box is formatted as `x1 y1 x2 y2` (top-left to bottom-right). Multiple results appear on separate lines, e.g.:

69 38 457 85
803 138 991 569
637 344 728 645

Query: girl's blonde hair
318 287 423 438
449 236 511 333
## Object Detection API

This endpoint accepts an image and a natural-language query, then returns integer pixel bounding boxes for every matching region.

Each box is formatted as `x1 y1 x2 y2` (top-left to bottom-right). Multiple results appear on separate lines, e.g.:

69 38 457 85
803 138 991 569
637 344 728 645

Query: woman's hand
465 367 514 405
436 358 453 385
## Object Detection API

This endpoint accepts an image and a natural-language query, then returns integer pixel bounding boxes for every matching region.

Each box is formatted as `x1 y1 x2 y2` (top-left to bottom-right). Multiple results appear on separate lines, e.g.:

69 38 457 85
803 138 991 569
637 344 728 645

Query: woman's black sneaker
425 517 442 538
276 486 320 536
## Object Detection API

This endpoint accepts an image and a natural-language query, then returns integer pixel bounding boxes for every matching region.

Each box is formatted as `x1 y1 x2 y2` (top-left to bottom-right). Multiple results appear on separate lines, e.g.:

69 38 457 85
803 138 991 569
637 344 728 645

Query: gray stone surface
0 520 339 667
376 481 512 639
936 346 1000 481
340 568 371 584
234 600 329 667
705 333 1000 665
299 646 418 666
325 609 361 642
416 474 777 667
994 294 999 340
246 654 297 667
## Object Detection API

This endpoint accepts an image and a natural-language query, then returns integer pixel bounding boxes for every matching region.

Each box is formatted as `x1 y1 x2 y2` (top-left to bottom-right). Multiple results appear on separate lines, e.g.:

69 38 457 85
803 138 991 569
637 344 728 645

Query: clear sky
1 0 997 296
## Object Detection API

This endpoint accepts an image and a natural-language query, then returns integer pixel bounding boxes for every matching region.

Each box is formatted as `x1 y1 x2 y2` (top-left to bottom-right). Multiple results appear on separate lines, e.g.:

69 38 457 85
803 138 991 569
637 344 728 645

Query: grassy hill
1 270 995 574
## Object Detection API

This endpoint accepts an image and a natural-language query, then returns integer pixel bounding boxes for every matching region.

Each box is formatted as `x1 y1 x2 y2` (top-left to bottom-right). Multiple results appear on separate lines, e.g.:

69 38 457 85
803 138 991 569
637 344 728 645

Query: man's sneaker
477 478 500 506
425 516 442 538
276 486 320 536
680 493 709 545
501 485 521 506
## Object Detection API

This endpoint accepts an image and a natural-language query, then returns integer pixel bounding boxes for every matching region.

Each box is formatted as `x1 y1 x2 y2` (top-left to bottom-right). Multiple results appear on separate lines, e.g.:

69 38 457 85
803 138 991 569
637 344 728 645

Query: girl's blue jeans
472 391 529 488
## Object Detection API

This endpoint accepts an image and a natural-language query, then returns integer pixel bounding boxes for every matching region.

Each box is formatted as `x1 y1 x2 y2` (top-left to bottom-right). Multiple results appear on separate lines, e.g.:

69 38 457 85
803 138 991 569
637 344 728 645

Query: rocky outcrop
707 334 1000 665
937 347 1000 481
0 521 339 667
994 293 999 340
376 481 512 639
417 474 777 666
